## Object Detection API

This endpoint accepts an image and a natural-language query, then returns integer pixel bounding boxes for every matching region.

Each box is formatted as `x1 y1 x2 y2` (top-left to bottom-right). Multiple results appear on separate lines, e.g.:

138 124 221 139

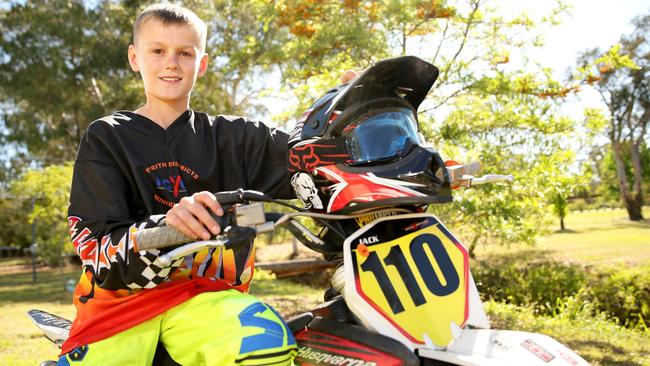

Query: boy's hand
166 191 224 240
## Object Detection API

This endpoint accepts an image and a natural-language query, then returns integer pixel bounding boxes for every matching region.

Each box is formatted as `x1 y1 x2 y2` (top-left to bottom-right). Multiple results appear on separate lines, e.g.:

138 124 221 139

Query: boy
60 3 297 365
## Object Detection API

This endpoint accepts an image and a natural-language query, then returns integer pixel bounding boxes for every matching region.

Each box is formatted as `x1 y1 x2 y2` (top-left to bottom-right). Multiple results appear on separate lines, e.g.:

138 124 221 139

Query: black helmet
288 56 451 214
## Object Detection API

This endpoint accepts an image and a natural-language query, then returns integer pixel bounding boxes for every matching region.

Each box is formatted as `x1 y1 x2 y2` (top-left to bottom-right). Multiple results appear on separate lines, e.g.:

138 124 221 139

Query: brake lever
158 237 228 267
469 174 515 187
157 223 269 266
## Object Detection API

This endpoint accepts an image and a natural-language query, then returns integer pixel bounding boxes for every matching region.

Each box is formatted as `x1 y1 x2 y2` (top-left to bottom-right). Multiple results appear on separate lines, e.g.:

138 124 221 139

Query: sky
499 0 648 111
504 0 645 72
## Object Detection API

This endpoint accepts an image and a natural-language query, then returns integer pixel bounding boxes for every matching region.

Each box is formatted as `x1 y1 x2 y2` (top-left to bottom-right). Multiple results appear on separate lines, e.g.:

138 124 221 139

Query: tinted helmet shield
343 108 420 164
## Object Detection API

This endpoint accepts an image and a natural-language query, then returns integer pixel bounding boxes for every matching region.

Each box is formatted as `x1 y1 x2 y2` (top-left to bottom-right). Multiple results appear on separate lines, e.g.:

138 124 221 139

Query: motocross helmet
288 56 451 214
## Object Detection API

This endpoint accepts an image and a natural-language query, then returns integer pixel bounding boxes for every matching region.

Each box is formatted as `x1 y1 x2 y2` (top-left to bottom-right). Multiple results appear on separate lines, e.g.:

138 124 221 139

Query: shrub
472 251 587 315
473 253 650 331
581 265 650 330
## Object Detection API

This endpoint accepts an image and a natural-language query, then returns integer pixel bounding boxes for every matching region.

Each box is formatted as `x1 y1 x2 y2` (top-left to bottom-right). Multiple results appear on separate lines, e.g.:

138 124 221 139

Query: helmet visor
343 108 420 164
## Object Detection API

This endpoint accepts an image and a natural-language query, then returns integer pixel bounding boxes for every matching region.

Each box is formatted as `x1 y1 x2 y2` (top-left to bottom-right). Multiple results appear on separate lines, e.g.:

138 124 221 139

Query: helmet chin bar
323 146 453 214
337 146 451 193
395 147 451 192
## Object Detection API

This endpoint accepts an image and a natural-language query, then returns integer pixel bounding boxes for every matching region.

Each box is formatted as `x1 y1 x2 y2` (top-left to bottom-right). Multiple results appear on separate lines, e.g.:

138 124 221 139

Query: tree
268 0 578 255
377 1 576 254
550 171 590 232
578 14 649 221
10 163 74 265
432 77 578 256
551 192 568 231
600 141 650 204
0 196 31 249
0 0 387 159
0 0 143 161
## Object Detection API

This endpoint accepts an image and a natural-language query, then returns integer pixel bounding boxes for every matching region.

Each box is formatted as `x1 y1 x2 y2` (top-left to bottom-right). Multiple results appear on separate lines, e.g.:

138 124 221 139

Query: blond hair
133 3 207 51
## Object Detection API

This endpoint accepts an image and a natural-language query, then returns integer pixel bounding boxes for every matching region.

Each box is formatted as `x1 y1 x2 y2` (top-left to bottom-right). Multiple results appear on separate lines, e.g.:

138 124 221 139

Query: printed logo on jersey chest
144 160 201 207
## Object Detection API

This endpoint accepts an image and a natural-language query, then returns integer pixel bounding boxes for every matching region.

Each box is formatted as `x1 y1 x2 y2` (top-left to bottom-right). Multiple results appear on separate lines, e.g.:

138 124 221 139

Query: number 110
360 234 460 314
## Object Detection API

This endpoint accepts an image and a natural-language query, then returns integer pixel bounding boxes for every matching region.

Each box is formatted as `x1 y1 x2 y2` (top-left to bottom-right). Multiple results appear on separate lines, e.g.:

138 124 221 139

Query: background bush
581 265 650 329
473 250 587 314
473 252 650 330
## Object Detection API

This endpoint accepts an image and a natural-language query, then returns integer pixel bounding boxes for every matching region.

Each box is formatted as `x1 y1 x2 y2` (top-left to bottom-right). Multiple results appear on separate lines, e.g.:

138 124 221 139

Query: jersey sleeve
242 121 294 199
68 124 179 291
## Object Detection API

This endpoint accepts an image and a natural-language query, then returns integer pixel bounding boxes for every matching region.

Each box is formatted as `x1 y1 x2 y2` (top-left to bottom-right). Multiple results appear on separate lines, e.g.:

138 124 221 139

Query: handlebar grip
134 226 194 251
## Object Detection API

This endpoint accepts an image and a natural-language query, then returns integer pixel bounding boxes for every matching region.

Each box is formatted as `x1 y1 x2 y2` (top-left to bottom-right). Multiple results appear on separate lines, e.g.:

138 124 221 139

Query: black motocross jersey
68 110 292 291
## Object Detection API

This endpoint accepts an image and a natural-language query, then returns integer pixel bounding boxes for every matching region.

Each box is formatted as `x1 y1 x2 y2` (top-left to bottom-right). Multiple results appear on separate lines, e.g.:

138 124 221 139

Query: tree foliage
0 196 31 249
0 0 142 161
431 84 577 255
266 0 579 253
10 164 74 265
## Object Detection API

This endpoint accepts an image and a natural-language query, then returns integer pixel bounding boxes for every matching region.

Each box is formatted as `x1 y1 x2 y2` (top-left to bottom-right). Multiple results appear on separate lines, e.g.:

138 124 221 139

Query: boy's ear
197 53 209 78
128 45 140 72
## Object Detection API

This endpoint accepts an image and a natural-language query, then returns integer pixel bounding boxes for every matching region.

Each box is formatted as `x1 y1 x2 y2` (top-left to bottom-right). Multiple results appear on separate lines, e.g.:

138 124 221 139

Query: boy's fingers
195 191 223 217
174 206 210 240
193 193 222 234
166 211 199 240
166 191 223 240
190 200 220 235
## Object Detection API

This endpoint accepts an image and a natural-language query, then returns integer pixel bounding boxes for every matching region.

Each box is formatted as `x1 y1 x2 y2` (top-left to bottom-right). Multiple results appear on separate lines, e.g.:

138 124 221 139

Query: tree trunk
624 195 644 221
560 216 565 231
468 235 480 259
628 140 645 220
612 141 643 220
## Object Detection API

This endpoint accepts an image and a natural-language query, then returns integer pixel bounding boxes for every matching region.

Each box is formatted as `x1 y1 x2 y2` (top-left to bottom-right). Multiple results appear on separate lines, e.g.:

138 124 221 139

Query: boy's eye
180 51 193 57
152 49 164 54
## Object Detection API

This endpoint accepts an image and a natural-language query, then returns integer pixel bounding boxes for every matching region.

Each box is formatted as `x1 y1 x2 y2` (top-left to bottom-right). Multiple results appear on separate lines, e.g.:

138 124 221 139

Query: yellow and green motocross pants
57 290 297 365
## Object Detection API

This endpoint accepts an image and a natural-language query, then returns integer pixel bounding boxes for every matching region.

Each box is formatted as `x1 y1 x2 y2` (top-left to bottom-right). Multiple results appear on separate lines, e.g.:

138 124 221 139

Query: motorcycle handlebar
133 190 273 252
132 191 411 264
447 161 514 188
132 168 513 263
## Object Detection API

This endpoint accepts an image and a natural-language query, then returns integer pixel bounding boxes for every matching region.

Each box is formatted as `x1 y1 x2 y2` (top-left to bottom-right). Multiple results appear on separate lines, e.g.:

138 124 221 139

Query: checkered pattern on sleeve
125 249 184 289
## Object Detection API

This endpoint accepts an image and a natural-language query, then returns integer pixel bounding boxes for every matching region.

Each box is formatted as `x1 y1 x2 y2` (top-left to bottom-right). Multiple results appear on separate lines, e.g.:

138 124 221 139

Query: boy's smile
128 18 208 117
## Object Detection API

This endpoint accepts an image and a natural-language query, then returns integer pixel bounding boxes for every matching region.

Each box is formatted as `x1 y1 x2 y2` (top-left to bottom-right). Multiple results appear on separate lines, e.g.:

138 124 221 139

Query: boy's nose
164 55 180 69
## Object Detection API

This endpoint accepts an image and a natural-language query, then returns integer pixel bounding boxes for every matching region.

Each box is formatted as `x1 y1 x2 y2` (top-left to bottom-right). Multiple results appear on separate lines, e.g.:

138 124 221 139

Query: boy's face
128 19 208 108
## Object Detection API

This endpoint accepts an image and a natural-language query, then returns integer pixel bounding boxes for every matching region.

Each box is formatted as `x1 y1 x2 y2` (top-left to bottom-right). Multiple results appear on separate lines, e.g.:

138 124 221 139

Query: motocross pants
56 289 297 365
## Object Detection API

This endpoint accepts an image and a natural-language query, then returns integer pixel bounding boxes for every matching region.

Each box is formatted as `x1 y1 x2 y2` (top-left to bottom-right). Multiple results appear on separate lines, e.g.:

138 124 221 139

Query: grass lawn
0 257 30 268
476 207 650 268
2 266 647 365
0 267 80 365
537 207 650 267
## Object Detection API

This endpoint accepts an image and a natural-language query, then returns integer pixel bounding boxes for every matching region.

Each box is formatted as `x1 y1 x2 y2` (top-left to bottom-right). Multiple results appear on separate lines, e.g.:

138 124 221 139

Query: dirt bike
29 183 589 365
29 56 590 365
